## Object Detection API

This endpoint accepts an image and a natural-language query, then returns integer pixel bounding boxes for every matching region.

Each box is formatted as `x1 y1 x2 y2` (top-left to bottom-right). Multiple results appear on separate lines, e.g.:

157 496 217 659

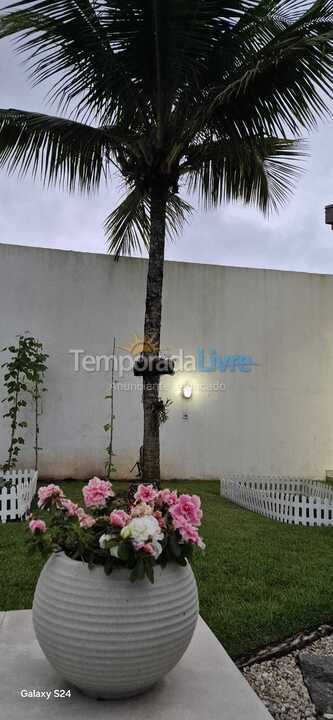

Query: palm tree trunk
142 180 168 483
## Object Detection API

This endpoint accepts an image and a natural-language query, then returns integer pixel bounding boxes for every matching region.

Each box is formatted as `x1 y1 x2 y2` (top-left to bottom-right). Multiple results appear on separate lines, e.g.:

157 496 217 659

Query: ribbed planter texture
33 552 199 699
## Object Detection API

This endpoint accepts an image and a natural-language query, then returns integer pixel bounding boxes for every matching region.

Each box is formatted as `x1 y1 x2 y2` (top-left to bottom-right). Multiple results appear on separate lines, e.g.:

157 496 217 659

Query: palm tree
0 1 332 484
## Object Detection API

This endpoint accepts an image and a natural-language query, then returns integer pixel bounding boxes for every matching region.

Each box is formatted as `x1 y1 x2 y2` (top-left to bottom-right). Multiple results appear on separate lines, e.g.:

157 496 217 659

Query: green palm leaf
105 187 151 259
186 0 333 139
183 137 306 212
105 188 193 258
0 1 333 245
0 108 135 190
0 0 151 125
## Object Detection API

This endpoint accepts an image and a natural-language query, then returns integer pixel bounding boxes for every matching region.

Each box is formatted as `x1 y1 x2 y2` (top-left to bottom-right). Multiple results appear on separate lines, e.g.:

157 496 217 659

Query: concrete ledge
0 610 272 719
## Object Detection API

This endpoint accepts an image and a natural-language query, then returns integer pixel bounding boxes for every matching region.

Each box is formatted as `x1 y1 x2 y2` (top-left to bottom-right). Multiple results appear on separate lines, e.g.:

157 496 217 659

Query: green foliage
105 190 193 259
104 337 117 479
27 340 49 471
165 531 193 568
155 398 173 426
117 540 133 564
130 558 146 583
1 335 48 474
0 1 332 253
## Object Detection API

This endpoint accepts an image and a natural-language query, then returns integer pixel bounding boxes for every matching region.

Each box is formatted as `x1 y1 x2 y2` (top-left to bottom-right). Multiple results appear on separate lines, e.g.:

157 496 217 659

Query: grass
1 479 333 659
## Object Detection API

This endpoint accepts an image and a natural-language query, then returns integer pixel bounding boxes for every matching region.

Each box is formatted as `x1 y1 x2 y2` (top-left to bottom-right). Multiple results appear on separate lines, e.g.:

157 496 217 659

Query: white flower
131 502 153 518
151 540 163 559
110 546 119 558
99 533 112 550
121 516 164 545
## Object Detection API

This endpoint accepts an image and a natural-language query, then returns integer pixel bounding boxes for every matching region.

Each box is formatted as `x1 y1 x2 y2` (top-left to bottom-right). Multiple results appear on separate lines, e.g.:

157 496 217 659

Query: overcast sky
1 36 333 274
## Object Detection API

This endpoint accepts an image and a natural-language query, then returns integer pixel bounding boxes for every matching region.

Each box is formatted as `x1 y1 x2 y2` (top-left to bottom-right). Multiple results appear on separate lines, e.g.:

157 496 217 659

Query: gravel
243 634 333 720
305 635 333 657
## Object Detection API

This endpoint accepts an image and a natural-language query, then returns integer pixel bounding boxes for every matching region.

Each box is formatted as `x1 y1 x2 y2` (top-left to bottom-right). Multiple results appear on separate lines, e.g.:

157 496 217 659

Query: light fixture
182 384 193 400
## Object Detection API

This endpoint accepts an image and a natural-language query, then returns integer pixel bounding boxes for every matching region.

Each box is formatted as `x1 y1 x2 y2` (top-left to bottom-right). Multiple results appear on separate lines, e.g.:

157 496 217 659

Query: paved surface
0 610 273 720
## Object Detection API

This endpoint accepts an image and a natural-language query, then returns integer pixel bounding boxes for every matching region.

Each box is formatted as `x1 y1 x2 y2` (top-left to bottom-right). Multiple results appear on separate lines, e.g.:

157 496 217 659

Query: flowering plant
27 478 205 582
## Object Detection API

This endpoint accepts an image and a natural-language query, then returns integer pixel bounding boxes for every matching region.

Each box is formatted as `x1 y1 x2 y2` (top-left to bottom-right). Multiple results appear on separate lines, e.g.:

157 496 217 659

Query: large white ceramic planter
33 552 199 699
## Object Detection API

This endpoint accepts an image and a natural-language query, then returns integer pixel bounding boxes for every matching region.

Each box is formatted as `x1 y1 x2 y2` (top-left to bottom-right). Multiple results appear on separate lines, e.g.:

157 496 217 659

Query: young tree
0 1 332 482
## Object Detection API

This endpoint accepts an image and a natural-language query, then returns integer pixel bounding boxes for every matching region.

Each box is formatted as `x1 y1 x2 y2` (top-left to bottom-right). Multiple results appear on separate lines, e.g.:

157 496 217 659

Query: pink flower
82 477 115 509
153 510 166 528
170 494 202 527
157 489 178 507
133 541 163 559
60 498 79 517
37 484 64 509
77 508 96 529
142 543 155 556
134 484 158 504
173 516 205 549
29 519 47 534
110 510 129 528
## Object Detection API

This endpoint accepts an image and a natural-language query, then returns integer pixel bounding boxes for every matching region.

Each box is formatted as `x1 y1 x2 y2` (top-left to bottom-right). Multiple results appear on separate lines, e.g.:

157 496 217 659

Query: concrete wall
0 243 333 480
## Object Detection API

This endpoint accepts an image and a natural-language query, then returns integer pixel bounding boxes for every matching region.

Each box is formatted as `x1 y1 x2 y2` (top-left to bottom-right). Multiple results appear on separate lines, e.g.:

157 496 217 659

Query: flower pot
33 552 199 699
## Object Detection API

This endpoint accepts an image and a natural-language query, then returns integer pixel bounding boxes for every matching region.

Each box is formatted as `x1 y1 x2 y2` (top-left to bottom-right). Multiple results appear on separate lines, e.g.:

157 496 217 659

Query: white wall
0 243 333 480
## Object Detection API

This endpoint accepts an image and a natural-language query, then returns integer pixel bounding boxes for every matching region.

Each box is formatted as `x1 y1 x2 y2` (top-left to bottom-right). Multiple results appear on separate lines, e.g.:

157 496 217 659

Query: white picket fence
223 474 333 500
0 470 38 523
220 475 333 527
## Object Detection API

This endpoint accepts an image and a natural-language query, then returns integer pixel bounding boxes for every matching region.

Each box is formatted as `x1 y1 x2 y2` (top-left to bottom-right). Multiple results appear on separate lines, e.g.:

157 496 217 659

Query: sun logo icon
118 334 169 357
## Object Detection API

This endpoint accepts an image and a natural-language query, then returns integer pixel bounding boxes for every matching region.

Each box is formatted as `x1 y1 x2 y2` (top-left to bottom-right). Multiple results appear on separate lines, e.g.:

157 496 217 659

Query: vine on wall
1 335 48 474
104 337 117 480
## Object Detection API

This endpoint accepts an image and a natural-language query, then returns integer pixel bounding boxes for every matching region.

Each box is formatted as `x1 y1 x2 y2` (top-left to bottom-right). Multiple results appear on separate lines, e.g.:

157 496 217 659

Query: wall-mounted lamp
182 384 193 400
325 204 333 230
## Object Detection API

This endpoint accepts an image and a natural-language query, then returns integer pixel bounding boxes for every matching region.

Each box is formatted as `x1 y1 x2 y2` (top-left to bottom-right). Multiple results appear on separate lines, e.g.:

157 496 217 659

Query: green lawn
1 479 333 659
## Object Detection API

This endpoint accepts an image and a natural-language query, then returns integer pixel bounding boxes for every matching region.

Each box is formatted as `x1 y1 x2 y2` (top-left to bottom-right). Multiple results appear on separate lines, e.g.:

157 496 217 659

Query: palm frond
183 137 306 213
166 194 193 240
0 1 333 230
169 0 333 147
190 0 333 139
105 188 193 258
0 0 150 125
105 187 151 259
0 108 124 191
